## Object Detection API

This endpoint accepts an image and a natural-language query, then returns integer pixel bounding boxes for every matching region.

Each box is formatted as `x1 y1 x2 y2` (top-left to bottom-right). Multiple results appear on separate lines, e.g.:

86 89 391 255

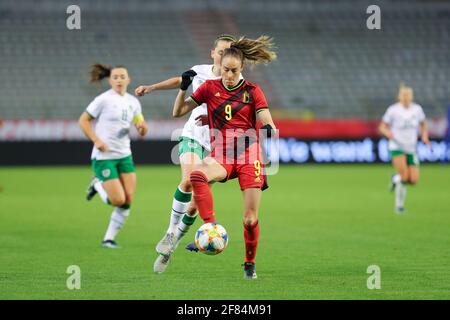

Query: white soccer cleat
153 254 171 273
156 233 176 255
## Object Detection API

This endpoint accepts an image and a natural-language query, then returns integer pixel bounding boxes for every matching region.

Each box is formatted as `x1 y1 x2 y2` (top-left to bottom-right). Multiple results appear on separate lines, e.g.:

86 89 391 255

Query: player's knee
408 177 418 185
243 212 258 226
179 179 193 192
400 171 409 181
109 195 126 207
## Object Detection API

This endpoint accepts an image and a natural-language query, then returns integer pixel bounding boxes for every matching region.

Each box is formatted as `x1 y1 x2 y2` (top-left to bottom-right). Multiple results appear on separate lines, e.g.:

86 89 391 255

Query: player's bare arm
420 121 430 145
256 109 276 130
78 111 108 151
173 92 198 118
379 121 394 140
173 70 198 117
135 76 182 96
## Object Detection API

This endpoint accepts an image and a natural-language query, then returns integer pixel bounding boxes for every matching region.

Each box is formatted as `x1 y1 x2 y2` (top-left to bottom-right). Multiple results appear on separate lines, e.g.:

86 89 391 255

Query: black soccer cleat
102 239 120 249
243 262 257 280
86 177 98 201
395 207 406 214
185 242 199 252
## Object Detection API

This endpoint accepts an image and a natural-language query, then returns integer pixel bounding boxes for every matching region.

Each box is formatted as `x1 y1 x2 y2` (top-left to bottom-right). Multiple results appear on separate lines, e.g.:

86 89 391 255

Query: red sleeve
253 85 268 111
190 81 209 106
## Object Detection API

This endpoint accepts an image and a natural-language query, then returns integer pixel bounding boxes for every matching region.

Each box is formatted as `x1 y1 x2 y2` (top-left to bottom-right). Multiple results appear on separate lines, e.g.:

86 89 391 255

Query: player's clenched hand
195 115 208 126
135 85 153 96
136 121 148 136
180 70 197 91
422 135 431 146
94 139 108 152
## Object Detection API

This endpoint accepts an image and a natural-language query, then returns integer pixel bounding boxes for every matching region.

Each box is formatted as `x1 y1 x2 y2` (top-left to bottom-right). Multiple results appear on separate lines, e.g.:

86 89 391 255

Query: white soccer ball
194 223 228 255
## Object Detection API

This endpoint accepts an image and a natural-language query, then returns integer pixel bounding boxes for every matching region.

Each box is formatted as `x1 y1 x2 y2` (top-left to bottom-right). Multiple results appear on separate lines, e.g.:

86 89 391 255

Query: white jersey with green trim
382 102 426 154
86 89 143 160
181 64 218 151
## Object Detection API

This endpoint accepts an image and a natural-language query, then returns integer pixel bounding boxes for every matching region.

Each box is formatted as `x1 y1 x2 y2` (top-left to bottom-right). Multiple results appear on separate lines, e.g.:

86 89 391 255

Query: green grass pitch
0 164 449 299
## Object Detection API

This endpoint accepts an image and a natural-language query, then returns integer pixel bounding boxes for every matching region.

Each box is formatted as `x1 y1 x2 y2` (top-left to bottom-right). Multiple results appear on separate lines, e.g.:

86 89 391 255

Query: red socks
244 220 260 263
191 170 260 263
190 171 216 223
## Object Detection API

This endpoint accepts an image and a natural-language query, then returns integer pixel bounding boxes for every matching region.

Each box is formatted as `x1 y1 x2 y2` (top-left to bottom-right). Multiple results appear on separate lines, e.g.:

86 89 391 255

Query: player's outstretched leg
156 186 192 255
153 202 199 272
186 162 227 253
184 170 216 253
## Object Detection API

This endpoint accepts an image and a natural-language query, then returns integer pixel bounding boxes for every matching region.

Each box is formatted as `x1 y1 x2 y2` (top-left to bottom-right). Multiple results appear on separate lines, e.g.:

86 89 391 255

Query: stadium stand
0 0 449 120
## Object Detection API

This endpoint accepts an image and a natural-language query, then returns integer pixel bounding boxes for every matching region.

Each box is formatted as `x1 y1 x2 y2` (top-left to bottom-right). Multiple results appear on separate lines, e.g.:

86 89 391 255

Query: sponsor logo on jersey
215 92 221 97
102 169 111 178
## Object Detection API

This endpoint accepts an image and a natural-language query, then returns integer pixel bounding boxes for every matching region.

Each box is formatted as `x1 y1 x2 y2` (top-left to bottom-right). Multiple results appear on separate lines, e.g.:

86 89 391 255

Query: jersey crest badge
102 169 111 178
254 177 261 182
242 91 250 103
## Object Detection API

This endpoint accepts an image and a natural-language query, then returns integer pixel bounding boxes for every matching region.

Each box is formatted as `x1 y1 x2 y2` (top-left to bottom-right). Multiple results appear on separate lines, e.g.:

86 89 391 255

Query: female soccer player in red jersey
173 36 277 279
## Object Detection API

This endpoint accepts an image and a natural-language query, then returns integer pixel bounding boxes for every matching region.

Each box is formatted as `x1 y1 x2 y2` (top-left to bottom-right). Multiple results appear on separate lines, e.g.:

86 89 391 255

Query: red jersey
190 79 268 160
191 78 268 131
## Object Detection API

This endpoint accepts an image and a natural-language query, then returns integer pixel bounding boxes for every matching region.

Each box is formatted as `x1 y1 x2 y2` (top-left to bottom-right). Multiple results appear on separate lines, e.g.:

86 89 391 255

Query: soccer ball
194 223 228 255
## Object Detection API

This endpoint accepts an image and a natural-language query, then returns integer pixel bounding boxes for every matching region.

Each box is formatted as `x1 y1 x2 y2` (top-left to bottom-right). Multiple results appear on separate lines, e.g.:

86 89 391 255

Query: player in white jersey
379 85 430 213
79 64 148 248
135 34 236 272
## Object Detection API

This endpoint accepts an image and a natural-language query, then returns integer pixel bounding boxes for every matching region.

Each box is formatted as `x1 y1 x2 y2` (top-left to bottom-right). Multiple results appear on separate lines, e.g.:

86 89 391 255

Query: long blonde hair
223 35 277 67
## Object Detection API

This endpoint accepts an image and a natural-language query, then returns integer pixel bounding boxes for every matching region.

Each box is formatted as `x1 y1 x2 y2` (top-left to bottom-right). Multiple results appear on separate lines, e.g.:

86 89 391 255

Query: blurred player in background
379 84 429 213
79 64 148 248
135 34 238 272
173 36 277 279
445 105 450 163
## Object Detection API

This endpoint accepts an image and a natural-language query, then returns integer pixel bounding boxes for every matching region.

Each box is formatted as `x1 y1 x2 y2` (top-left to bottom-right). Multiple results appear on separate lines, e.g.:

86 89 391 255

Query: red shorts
212 142 269 191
